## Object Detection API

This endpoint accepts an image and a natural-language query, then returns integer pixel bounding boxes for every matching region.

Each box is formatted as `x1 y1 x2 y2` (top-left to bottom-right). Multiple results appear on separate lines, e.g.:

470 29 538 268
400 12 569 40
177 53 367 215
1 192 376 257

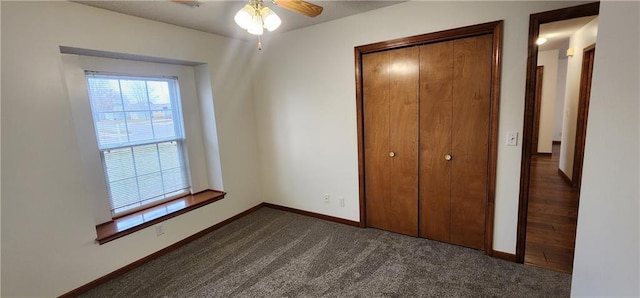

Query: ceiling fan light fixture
235 1 282 36
261 7 281 32
247 13 264 35
234 4 254 30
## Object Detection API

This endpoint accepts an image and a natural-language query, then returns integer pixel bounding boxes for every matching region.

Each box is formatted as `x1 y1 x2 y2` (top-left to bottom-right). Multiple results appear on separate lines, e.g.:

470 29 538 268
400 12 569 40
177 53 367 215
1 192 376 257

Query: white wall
571 2 639 296
559 18 599 178
1 2 262 297
536 50 559 153
252 1 588 254
554 43 570 142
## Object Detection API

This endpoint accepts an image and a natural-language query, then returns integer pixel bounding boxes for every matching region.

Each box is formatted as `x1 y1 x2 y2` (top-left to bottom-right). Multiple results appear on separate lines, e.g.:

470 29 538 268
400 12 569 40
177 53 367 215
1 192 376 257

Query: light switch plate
507 132 518 146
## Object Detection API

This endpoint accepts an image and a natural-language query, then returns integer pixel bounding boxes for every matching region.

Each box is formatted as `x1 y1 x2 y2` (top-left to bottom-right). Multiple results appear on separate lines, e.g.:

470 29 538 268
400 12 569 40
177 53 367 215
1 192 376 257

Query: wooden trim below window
66 203 359 297
95 189 226 244
61 202 261 298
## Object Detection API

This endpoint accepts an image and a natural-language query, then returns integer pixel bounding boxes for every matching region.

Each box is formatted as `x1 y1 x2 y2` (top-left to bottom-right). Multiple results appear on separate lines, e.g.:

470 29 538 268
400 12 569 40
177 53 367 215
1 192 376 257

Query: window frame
62 54 212 225
85 73 193 217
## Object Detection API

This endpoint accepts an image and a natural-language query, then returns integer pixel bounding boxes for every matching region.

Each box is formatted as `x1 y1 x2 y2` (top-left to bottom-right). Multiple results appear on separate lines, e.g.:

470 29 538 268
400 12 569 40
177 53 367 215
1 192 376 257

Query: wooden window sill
95 189 226 245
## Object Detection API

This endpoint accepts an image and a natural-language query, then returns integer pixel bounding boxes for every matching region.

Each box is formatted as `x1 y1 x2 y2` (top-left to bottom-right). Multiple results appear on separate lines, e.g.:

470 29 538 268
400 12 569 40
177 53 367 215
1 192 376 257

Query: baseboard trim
59 203 361 297
56 202 526 297
552 140 561 145
59 203 265 298
61 202 523 296
262 203 361 227
535 152 552 157
558 168 572 186
492 250 517 262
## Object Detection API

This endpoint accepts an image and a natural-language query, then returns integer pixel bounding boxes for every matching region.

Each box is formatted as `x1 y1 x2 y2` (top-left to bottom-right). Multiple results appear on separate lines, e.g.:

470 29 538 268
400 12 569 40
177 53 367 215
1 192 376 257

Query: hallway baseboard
558 168 572 186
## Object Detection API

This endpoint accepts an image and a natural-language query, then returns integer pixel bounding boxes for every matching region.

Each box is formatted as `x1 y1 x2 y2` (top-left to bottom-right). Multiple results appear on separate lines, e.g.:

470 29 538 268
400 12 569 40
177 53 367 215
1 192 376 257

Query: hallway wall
537 50 560 153
559 18 598 178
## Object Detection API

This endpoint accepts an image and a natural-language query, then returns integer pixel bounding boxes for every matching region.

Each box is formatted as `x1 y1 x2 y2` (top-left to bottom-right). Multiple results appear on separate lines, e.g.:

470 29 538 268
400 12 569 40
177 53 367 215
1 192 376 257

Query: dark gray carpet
80 207 571 297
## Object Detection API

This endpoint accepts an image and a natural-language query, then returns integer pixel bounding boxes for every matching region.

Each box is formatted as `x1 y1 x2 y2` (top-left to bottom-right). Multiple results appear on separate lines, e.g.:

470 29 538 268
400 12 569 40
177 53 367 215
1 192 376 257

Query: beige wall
537 50 560 153
554 43 570 142
1 2 262 296
571 2 639 296
559 18 599 178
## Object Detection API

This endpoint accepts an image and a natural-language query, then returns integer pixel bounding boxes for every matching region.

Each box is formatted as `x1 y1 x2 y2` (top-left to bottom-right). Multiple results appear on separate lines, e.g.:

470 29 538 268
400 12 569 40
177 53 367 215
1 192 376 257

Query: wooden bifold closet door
363 47 419 237
363 33 493 250
419 35 492 250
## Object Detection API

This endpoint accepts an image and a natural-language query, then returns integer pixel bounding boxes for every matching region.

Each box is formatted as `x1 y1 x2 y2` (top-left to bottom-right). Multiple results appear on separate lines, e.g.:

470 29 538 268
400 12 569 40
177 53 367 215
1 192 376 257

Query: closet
358 23 500 251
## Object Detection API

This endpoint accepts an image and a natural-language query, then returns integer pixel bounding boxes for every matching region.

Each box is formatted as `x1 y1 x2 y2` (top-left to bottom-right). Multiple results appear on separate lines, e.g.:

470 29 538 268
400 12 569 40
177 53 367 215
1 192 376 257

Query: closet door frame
354 20 503 256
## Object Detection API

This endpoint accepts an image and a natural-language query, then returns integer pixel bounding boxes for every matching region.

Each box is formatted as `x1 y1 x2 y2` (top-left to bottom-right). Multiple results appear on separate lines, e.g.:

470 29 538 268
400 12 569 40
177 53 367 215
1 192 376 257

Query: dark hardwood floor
525 144 579 273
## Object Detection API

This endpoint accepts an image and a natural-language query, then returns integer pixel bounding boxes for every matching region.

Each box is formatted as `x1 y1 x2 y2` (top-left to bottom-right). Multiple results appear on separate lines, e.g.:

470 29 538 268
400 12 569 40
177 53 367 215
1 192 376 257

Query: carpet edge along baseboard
59 203 359 297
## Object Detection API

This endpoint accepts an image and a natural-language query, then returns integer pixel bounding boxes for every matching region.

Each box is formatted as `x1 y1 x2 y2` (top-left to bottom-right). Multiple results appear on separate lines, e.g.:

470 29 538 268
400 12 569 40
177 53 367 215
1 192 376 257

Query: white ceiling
72 1 594 48
538 15 597 51
74 0 404 40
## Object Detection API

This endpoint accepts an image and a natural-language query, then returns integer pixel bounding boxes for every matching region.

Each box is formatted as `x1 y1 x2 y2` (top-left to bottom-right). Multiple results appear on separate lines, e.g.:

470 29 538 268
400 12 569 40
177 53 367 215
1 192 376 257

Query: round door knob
444 154 452 161
389 152 396 157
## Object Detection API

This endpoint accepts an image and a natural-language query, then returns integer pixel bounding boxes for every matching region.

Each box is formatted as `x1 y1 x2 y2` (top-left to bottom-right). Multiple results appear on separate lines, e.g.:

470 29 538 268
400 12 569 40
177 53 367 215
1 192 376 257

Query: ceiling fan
234 0 322 36
174 0 322 49
174 0 323 35
270 0 324 18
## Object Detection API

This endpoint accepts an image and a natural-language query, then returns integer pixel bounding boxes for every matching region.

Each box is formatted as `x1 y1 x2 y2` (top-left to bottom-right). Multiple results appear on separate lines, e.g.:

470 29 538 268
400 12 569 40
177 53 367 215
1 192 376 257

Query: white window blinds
86 74 190 216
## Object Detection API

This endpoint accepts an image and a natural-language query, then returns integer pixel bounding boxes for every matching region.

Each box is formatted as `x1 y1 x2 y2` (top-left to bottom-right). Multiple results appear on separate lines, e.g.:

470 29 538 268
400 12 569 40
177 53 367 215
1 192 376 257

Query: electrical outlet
324 194 330 203
339 196 345 207
155 224 165 236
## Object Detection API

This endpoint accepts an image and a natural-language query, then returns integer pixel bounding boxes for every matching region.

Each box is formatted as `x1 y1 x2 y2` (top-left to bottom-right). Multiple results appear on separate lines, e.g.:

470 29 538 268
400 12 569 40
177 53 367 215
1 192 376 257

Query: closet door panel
450 34 492 249
419 41 453 241
363 51 392 231
388 47 420 236
363 48 419 236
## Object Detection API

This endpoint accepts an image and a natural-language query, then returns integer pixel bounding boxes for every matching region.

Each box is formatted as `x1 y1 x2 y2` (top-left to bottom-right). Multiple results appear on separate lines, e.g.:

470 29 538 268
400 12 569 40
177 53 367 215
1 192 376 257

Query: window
62 53 217 229
86 74 190 217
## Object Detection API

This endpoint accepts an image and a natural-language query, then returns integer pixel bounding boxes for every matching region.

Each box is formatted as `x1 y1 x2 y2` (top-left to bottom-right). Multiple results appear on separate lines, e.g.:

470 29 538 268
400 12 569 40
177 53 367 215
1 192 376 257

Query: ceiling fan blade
171 0 202 8
274 0 323 17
